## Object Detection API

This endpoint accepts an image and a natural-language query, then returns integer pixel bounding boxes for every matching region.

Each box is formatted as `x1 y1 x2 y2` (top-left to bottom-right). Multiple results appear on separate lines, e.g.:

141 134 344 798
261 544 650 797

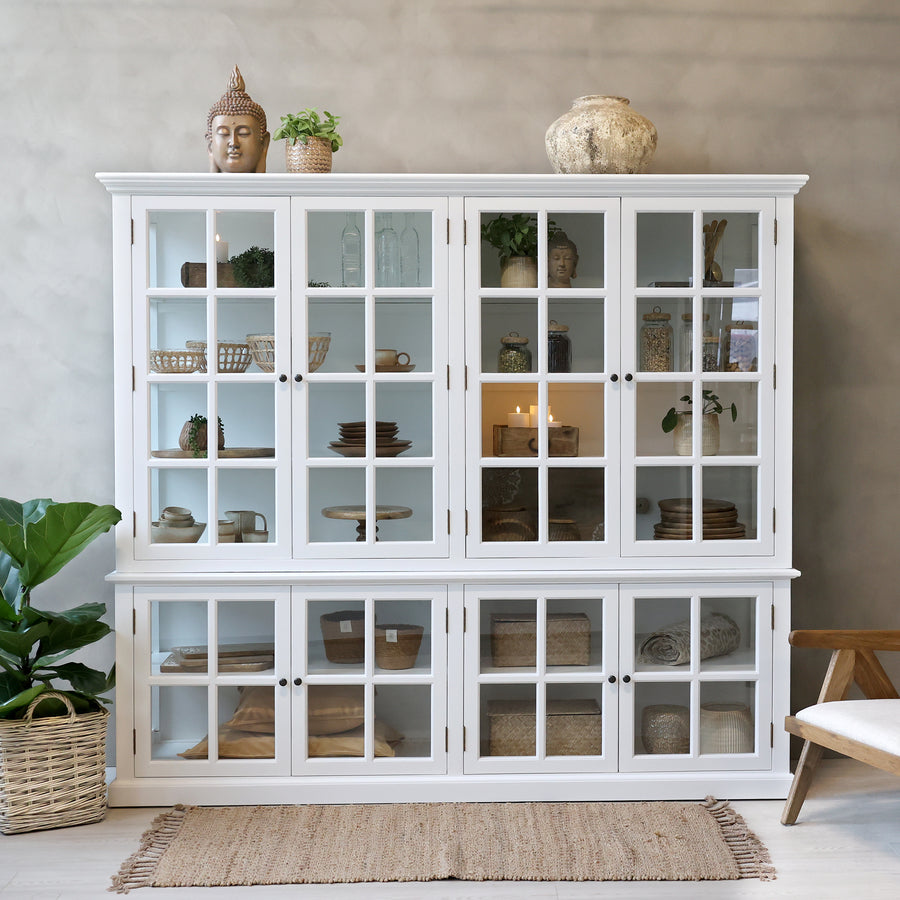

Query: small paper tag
340 619 352 633
386 629 398 643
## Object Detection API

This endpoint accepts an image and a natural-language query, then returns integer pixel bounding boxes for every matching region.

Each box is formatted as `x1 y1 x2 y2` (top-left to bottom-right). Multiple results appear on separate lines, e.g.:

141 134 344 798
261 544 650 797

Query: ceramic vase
673 412 720 456
545 95 658 175
500 256 538 288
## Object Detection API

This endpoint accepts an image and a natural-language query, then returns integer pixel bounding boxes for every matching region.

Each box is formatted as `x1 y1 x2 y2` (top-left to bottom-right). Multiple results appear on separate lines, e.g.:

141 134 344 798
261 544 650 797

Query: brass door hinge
131 219 135 245
445 726 449 752
465 509 469 535
132 365 136 392
773 363 777 390
773 508 776 533
445 608 449 633
464 219 468 245
133 729 137 755
447 218 450 244
133 608 136 635
774 219 778 245
771 603 775 630
447 365 450 390
463 726 467 751
770 722 775 748
464 366 468 390
463 607 467 632
133 511 137 537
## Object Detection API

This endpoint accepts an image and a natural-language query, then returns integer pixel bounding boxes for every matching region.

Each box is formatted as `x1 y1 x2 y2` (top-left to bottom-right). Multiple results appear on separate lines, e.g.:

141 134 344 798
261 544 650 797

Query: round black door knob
278 678 287 686
293 677 303 686
294 374 303 382
610 373 619 382
624 373 634 382
608 675 617 684
278 374 288 383
622 674 632 683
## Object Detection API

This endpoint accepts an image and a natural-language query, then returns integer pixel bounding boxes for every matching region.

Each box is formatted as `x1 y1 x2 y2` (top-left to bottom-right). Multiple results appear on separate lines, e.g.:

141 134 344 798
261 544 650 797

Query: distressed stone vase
545 95 658 175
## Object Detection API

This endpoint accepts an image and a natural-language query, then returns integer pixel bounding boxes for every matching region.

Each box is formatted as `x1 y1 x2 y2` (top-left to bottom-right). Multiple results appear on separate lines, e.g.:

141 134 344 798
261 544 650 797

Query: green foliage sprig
229 246 274 288
273 108 343 153
661 389 738 433
186 414 225 458
480 214 560 264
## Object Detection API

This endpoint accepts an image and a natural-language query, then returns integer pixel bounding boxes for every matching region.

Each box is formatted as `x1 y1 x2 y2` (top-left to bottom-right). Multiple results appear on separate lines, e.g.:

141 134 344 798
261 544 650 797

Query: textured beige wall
1 1 899 759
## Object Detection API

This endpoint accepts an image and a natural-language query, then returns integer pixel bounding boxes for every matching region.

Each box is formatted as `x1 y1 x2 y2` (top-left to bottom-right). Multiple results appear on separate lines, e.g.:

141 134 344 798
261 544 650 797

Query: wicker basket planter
490 612 590 667
374 624 425 670
0 692 109 835
285 136 334 173
487 698 601 756
185 340 252 373
320 610 366 664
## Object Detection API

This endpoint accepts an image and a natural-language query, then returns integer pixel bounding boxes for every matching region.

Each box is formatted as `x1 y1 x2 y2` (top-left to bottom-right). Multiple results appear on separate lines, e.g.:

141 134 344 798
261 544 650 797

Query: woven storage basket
149 348 205 374
185 341 252 373
487 698 601 756
319 610 366 664
374 623 424 670
490 612 590 667
0 692 109 835
246 333 276 372
641 703 690 754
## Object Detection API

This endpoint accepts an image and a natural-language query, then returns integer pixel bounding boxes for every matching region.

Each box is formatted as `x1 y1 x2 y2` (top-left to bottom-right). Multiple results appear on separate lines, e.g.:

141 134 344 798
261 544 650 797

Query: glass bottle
547 320 572 373
375 212 399 287
340 212 362 288
399 212 420 287
498 332 532 373
639 306 673 372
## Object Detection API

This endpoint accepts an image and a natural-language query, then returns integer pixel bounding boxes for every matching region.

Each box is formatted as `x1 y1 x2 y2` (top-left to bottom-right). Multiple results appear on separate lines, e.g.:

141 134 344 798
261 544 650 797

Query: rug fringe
700 796 777 881
108 804 190 893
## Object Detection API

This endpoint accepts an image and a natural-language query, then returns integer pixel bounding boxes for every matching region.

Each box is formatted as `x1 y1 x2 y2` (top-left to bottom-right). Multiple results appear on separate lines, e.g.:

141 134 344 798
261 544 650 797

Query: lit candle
548 412 562 427
215 233 229 263
507 405 530 428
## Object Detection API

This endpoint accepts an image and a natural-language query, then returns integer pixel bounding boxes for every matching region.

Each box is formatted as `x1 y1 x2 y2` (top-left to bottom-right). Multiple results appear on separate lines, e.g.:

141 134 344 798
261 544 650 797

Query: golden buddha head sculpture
206 66 270 173
547 232 578 287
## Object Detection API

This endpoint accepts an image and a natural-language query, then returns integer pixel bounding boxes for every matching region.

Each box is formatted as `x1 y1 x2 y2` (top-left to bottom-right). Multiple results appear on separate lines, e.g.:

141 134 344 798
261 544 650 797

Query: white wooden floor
1 760 899 899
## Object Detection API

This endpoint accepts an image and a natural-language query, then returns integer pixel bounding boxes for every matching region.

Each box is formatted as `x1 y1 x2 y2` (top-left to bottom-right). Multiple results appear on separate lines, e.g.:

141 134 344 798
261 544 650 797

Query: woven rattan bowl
149 348 205 374
246 334 276 372
185 341 252 374
308 332 331 372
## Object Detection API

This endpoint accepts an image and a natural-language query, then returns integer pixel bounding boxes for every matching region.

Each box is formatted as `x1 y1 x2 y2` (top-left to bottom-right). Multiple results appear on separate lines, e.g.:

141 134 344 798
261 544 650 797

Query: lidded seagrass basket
487 698 601 756
490 612 590 667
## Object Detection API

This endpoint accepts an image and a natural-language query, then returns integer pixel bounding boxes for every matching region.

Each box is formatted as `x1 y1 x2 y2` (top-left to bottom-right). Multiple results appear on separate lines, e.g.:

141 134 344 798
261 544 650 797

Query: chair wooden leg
782 738 825 824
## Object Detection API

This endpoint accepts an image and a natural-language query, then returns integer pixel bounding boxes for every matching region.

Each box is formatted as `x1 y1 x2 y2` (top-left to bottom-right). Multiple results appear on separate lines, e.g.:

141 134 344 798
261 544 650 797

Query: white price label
340 619 352 633
386 629 398 643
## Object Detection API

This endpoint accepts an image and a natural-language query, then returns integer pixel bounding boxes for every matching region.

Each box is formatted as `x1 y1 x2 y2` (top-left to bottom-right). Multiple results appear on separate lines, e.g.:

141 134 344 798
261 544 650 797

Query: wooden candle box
493 424 579 457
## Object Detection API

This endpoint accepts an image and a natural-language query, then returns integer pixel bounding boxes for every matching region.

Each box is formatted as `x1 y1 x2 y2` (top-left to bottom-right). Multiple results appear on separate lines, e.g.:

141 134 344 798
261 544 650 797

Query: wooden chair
781 629 900 824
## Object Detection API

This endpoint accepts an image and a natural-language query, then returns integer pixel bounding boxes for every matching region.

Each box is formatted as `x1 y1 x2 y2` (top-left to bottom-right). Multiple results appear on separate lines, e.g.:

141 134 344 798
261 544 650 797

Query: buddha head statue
547 232 579 287
206 66 270 173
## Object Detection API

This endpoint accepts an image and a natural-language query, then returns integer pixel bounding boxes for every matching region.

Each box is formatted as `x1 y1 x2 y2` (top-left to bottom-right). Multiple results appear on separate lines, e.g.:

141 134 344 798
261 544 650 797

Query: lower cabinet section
115 578 790 804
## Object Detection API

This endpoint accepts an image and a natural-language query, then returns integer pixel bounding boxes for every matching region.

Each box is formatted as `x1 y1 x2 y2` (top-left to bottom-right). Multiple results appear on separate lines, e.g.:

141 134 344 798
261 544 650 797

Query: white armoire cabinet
99 173 806 806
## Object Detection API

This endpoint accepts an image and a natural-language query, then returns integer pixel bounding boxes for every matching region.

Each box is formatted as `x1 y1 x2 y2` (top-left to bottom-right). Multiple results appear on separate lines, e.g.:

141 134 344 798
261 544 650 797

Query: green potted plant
273 108 343 173
480 214 559 288
661 389 737 456
0 498 121 833
178 413 225 458
229 246 274 288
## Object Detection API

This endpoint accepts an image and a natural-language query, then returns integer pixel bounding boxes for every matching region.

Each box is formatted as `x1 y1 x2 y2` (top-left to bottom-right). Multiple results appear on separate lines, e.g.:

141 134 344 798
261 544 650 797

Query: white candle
548 412 562 427
215 234 229 263
529 404 540 428
507 406 530 428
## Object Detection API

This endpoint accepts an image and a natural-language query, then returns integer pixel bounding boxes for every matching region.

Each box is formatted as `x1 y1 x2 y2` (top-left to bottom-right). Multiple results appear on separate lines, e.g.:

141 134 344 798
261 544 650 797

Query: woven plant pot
285 136 333 173
0 692 109 835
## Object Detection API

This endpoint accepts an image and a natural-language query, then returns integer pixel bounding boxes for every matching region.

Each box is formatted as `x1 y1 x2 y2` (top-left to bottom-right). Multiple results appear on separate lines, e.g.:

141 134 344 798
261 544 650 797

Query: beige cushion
306 685 366 735
795 699 900 756
225 686 276 734
179 726 274 759
308 720 404 758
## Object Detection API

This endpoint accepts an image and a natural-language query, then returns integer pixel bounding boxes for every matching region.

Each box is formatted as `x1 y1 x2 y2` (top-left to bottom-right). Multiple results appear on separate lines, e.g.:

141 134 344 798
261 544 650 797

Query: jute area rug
111 797 774 892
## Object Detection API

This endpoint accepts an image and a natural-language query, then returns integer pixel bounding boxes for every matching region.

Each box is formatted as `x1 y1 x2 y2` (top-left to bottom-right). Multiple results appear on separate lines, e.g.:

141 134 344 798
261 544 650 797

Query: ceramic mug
242 530 269 543
375 349 410 367
224 510 267 543
217 519 236 543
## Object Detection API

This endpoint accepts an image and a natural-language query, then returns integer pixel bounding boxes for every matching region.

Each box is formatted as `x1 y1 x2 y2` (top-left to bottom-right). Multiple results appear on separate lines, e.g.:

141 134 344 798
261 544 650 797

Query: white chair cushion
795 699 900 756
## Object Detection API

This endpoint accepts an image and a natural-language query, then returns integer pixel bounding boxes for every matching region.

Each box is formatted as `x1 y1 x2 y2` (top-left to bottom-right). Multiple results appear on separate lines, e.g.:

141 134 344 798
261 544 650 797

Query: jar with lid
498 332 532 373
680 313 719 371
547 320 572 373
640 306 673 372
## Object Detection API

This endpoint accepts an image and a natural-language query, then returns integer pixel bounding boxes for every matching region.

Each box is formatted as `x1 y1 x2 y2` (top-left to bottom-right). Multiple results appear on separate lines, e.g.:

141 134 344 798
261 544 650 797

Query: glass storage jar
547 320 572 373
498 332 532 373
680 313 719 371
640 306 673 372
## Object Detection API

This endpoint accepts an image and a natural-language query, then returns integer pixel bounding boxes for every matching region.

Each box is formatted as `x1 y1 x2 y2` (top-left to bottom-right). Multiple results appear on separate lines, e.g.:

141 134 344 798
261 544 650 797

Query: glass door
463 585 617 774
133 197 291 560
293 586 447 775
293 199 450 558
133 585 291 776
619 583 773 772
465 199 620 557
621 198 776 557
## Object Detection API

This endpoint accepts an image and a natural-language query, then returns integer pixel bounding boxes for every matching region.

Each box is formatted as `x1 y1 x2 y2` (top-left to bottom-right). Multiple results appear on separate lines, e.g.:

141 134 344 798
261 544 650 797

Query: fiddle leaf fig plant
480 214 560 264
0 498 121 719
273 108 343 152
661 389 737 433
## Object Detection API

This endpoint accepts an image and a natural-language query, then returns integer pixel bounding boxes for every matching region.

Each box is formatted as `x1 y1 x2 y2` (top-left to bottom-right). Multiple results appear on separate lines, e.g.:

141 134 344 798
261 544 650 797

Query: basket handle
23 690 77 724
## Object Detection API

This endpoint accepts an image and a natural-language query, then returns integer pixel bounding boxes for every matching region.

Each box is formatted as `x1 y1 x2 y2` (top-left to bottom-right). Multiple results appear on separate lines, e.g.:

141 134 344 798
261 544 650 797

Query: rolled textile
639 612 740 666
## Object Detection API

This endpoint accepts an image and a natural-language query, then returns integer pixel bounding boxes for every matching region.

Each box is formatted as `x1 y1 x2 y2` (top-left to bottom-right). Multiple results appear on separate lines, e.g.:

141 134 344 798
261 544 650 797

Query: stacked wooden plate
654 497 746 540
329 421 412 457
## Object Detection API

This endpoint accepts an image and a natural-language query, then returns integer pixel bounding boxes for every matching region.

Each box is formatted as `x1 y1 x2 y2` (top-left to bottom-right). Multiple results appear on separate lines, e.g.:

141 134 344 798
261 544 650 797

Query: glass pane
307 684 366 757
679 311 721 374
701 381 757 456
482 467 538 542
548 467 604 543
480 212 540 289
374 599 432 672
310 468 366 543
482 383 538 458
375 212 401 287
214 210 276 288
373 297 432 372
375 383 431 458
545 684 603 757
636 682 691 756
216 600 275 674
308 601 366 673
700 596 757 672
374 467 431 542
217 686 275 758
149 297 207 373
548 383 603 455
481 683 537 757
635 596 692 672
216 383 275 456
375 685 429 757
149 383 207 457
546 298 604 374
702 212 758 287
635 466 693 542
701 467 758 540
637 298 690 373
545 597 600 669
481 597 537 672
219 469 275 544
308 297 362 374
307 211 366 288
637 381 692 457
151 685 208 761
310 383 365 459
720 305 760 373
217 298 275 373
699 682 756 755
546 212 604 289
400 211 432 287
481 298 537 374
149 210 206 289
151 469 209 545
636 213 693 288
152 599 207 675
